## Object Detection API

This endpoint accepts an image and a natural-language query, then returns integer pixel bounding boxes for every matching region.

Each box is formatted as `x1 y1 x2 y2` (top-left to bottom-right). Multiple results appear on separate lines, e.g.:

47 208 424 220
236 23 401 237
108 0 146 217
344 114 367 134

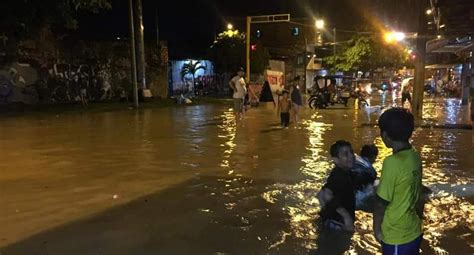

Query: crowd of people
228 67 303 128
432 78 462 98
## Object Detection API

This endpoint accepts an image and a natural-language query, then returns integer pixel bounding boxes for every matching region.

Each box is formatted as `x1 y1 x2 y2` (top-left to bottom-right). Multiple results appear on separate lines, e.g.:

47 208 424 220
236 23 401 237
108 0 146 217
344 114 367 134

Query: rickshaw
308 75 354 109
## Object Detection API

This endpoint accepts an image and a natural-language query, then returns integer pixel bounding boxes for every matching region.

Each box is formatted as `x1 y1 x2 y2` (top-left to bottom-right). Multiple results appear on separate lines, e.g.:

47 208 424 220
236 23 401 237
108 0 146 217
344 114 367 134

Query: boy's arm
317 188 334 208
373 195 389 242
320 171 343 212
373 158 396 242
416 185 428 219
229 79 236 91
336 207 354 231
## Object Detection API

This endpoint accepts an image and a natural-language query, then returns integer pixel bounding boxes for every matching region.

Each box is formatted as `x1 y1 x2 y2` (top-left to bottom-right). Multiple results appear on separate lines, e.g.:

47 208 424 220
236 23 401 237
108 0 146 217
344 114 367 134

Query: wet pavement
0 94 472 254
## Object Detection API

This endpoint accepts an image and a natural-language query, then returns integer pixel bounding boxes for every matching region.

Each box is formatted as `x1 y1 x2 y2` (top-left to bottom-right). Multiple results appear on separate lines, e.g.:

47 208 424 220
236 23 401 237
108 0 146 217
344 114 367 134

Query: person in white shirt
229 67 247 120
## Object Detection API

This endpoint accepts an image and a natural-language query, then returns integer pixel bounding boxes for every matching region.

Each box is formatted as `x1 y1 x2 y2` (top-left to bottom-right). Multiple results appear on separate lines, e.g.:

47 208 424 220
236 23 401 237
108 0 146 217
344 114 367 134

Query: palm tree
180 60 206 94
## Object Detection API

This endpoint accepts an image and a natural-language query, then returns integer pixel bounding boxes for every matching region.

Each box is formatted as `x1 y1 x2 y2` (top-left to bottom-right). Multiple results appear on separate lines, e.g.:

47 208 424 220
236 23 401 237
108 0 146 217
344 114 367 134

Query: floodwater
0 95 472 254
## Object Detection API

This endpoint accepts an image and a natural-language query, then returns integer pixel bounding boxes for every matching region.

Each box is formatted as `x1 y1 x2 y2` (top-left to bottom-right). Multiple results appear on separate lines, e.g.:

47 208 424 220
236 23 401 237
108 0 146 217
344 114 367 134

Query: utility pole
134 0 146 93
333 28 336 56
155 6 160 47
304 37 308 93
128 0 138 108
412 0 427 118
470 36 474 116
246 16 251 82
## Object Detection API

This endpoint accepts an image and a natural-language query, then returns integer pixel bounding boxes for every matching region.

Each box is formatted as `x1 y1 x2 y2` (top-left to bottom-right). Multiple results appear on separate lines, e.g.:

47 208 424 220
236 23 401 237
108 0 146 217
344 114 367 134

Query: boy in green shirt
374 108 424 255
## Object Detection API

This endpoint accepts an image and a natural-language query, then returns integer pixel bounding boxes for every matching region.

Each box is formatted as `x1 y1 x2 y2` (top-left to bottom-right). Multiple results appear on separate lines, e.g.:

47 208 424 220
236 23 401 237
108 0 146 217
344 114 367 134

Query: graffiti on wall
0 59 132 104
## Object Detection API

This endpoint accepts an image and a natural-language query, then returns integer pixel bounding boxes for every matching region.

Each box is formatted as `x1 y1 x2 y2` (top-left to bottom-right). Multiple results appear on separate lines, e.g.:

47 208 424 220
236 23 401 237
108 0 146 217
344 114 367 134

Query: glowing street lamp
227 23 233 30
394 32 405 41
384 31 405 43
315 19 325 30
426 9 432 15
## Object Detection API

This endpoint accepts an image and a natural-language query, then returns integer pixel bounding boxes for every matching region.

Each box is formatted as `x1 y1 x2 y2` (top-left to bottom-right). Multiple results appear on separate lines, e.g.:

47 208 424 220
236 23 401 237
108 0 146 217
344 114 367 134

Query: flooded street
0 96 472 254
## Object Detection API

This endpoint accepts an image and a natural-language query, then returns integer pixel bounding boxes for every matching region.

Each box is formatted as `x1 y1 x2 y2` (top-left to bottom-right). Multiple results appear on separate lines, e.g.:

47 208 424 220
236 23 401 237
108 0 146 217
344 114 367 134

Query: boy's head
361 144 378 164
237 67 245 77
282 90 289 98
378 107 414 148
330 140 355 170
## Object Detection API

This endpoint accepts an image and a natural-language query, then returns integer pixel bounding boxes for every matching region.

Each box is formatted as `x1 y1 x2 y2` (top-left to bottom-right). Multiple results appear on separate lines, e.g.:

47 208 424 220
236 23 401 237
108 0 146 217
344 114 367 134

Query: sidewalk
0 97 231 117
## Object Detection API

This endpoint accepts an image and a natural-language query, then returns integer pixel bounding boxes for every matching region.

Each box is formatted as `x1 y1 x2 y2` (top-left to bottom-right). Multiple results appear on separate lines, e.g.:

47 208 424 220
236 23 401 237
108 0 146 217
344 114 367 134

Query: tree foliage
207 30 270 75
180 60 206 81
0 0 112 38
324 35 411 73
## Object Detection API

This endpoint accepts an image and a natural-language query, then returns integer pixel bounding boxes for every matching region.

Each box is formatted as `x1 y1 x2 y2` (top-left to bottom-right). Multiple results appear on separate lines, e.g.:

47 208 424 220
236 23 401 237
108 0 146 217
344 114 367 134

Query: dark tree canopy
207 29 270 75
0 0 112 38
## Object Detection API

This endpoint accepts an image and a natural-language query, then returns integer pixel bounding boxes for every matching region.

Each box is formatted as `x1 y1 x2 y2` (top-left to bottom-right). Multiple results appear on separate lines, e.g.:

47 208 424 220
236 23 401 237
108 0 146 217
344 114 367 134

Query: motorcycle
308 89 329 109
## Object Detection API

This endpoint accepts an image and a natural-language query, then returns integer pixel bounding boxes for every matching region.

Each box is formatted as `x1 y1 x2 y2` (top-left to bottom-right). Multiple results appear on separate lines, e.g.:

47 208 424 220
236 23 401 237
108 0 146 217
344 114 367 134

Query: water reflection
413 127 474 254
261 117 333 252
422 98 468 125
217 110 236 171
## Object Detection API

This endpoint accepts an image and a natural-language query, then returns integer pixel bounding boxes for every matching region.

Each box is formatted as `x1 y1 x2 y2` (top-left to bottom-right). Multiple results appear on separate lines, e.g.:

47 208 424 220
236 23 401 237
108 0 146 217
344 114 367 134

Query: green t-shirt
376 148 422 245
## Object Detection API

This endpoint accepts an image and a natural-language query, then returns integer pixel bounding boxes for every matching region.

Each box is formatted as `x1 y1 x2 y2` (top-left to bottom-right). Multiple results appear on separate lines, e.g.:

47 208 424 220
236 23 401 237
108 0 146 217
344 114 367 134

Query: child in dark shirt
318 140 356 231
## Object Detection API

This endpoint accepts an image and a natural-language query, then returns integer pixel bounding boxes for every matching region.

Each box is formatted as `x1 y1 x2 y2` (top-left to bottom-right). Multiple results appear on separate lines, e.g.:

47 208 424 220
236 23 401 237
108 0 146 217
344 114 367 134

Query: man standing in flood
229 67 247 121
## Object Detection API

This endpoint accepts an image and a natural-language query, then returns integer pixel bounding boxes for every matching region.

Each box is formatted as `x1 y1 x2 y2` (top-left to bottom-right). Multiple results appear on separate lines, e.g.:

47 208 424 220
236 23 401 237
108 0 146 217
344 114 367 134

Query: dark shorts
233 98 244 113
291 95 302 106
381 235 422 255
280 112 290 127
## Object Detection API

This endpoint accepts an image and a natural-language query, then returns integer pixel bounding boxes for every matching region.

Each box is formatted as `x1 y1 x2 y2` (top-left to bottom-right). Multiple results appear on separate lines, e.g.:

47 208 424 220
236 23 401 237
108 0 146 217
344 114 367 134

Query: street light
384 31 405 43
315 19 325 30
426 9 432 15
227 23 233 30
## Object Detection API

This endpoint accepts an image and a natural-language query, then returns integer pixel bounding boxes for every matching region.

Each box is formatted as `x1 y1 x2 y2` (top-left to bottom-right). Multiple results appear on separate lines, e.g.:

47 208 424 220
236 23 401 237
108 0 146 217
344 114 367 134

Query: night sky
76 0 418 59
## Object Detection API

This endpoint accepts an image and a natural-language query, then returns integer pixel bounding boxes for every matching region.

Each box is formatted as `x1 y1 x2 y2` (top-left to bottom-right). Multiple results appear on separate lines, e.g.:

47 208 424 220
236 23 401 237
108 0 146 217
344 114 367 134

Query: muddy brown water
0 96 472 254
